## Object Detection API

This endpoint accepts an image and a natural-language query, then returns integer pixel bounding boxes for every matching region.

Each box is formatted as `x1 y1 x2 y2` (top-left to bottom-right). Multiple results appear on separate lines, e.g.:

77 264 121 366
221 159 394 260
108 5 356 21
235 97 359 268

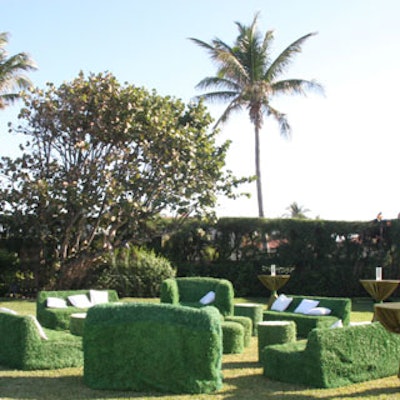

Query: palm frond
265 32 317 82
264 105 292 139
272 79 324 96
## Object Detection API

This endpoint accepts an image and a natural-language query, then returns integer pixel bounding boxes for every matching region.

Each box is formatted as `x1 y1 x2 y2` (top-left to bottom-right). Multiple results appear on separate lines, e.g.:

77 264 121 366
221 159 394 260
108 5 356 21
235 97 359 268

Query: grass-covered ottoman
234 303 264 336
257 320 296 362
83 302 223 394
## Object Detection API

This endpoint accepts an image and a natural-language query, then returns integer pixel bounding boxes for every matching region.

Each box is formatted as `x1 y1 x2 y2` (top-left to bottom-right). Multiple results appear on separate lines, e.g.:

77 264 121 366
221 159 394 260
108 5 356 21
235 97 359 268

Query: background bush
95 246 176 297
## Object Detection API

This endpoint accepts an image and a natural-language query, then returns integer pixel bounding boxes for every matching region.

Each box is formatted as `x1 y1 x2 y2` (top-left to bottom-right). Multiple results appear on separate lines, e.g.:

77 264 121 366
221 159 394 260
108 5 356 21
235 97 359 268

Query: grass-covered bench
83 302 223 394
36 289 119 330
262 322 400 388
263 294 351 337
0 311 83 370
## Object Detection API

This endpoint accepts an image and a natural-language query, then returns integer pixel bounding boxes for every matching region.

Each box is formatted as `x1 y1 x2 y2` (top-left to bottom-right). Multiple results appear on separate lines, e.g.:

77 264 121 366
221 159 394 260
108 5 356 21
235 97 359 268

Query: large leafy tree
0 32 36 109
190 13 323 217
0 72 244 288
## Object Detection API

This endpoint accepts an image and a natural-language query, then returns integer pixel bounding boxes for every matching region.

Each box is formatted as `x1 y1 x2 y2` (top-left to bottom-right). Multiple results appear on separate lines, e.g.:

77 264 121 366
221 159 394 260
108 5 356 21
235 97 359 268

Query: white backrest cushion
330 319 343 329
294 299 320 314
68 294 92 308
199 291 216 305
90 290 109 305
29 315 48 340
46 297 68 308
270 294 293 312
0 307 18 315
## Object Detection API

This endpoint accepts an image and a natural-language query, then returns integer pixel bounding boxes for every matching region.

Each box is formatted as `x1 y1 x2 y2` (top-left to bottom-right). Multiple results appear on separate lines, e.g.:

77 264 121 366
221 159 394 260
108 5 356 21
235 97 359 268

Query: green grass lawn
0 297 399 400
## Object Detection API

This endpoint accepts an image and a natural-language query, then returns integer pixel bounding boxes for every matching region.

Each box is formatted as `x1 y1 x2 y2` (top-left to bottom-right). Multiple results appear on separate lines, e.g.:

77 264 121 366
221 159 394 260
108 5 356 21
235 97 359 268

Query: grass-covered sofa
160 277 252 353
0 311 83 370
262 322 400 388
83 302 223 394
263 295 351 337
37 289 119 330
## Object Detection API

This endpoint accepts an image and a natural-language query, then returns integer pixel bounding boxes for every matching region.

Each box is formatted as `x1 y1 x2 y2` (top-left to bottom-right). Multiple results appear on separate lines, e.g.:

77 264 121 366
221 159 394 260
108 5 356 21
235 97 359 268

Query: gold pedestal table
258 274 290 309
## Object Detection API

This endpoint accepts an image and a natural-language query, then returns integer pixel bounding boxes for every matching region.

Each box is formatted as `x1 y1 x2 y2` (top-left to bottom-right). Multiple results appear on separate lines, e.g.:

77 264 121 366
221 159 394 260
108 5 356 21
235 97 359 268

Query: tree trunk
254 124 264 217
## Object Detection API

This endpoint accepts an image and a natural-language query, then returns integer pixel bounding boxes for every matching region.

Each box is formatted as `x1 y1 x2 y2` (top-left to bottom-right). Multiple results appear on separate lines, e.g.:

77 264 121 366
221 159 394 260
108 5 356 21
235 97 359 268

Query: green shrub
97 246 176 297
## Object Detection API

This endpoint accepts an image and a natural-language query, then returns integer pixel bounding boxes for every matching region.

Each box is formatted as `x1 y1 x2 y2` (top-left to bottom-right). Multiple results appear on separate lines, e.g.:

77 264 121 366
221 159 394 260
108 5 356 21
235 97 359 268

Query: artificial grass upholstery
160 277 234 316
0 312 83 370
36 289 119 330
263 294 351 337
263 322 400 388
83 302 223 394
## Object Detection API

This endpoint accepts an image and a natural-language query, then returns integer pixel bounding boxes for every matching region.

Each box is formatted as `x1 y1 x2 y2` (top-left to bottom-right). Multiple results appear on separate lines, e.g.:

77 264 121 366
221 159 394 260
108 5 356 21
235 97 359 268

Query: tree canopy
0 71 245 287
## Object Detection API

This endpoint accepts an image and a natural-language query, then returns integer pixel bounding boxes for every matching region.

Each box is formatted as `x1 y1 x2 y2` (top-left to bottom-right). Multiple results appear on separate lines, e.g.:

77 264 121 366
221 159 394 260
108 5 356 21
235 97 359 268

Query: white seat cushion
306 307 332 316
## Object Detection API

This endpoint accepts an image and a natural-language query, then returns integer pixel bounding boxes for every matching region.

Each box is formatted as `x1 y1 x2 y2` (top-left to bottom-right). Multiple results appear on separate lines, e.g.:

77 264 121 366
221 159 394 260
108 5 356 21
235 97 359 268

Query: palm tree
284 202 310 219
0 32 37 109
190 13 323 217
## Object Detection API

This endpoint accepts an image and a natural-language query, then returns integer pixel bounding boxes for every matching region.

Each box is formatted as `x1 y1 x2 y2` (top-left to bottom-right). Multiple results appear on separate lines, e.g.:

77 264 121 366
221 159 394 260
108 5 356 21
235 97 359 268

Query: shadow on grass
221 371 400 400
0 370 168 399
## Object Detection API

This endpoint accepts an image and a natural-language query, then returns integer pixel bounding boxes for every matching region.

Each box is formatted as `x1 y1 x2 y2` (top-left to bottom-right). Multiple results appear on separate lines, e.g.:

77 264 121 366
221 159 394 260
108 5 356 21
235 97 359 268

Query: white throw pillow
46 297 68 309
306 307 332 316
270 294 293 312
199 291 216 305
330 319 343 329
29 315 48 340
294 299 320 314
68 294 92 308
90 289 109 305
0 307 18 315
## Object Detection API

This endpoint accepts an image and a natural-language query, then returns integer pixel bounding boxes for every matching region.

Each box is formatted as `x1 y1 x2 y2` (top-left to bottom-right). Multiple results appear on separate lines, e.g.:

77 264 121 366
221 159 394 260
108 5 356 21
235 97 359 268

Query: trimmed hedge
0 312 83 370
160 277 234 317
262 322 400 388
83 303 223 394
36 289 119 330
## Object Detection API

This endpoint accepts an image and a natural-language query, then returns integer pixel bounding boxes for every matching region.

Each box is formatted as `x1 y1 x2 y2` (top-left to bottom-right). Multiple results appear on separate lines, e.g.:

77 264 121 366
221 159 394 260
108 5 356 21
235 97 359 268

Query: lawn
1 297 399 400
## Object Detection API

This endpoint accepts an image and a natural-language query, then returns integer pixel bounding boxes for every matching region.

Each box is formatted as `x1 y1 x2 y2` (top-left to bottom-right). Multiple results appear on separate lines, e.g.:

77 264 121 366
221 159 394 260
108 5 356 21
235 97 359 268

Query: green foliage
263 322 400 388
0 71 245 289
0 248 19 295
83 303 223 394
162 217 400 297
98 246 176 297
0 312 83 370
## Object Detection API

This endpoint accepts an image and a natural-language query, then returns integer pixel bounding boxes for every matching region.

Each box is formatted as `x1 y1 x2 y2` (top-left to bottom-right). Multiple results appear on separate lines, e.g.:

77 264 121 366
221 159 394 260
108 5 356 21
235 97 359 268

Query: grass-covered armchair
160 277 234 316
83 302 223 394
36 289 119 330
0 312 83 370
262 322 400 388
160 277 251 354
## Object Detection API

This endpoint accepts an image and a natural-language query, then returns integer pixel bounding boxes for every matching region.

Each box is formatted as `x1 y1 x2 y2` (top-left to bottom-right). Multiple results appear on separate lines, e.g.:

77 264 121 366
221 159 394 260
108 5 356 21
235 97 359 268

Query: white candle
376 267 382 281
271 264 276 276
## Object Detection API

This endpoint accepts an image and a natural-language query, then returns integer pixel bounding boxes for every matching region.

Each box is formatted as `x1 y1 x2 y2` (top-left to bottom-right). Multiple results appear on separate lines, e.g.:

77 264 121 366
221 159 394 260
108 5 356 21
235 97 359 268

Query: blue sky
1 0 400 221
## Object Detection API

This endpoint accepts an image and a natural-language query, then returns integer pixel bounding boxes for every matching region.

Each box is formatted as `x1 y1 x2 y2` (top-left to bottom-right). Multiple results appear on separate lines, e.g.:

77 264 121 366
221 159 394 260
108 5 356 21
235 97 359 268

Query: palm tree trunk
254 124 264 217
